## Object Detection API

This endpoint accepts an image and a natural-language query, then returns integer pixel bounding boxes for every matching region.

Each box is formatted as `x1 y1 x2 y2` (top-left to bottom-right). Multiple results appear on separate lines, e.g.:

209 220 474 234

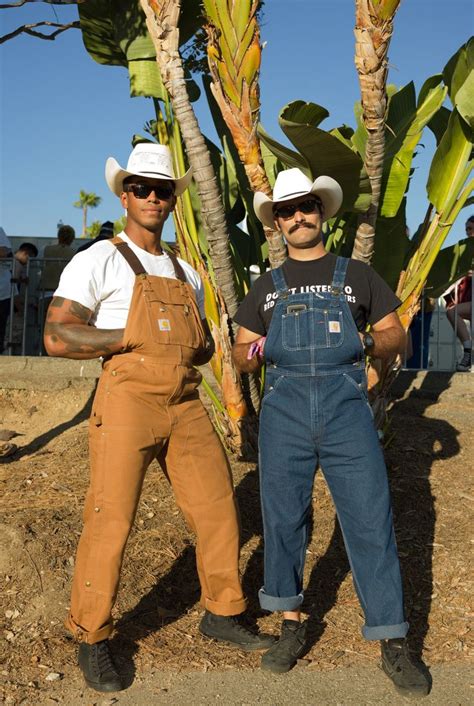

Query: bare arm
44 296 124 360
193 319 216 366
232 326 265 373
361 311 406 359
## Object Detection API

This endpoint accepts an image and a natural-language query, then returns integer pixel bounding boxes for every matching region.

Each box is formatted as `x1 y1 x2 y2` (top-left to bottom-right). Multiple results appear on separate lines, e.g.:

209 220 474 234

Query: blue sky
0 0 472 245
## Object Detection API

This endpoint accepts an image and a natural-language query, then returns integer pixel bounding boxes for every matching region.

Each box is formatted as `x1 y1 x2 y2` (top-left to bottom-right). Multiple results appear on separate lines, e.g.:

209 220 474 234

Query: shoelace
280 624 305 648
227 618 256 637
94 642 117 676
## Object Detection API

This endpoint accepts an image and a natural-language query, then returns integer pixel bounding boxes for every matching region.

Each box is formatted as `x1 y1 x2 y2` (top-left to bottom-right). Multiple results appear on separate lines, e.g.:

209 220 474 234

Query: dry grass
0 376 472 702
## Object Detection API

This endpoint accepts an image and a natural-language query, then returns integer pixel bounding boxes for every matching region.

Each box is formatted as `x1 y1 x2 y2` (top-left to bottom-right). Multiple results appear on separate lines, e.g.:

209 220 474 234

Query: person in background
76 221 115 253
39 224 76 299
12 242 39 283
444 215 473 372
0 226 14 354
39 225 76 343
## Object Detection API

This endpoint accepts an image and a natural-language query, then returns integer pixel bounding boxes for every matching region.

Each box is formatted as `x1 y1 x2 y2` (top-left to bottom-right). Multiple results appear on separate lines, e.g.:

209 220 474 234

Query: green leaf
443 37 474 128
78 0 202 82
381 77 447 217
278 105 370 213
426 236 474 298
257 124 310 174
427 109 473 213
372 201 410 290
279 101 330 129
352 101 367 160
427 106 451 146
128 59 166 99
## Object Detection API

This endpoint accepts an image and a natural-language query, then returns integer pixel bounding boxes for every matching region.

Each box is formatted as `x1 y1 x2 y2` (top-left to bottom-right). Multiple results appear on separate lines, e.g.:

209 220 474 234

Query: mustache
289 222 317 234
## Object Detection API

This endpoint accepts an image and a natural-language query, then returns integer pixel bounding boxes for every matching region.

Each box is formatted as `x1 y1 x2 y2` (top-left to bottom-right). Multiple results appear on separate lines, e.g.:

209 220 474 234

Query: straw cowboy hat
254 168 343 229
105 143 193 198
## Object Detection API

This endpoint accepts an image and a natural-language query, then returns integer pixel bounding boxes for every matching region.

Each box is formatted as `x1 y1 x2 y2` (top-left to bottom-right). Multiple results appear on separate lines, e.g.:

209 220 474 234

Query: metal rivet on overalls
140 357 144 362
111 370 117 376
269 386 274 391
85 581 91 587
94 507 100 513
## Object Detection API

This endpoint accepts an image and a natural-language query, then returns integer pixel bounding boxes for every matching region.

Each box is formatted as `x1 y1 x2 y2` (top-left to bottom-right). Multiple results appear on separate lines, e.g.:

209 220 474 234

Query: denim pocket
261 371 286 404
282 308 344 350
342 371 374 418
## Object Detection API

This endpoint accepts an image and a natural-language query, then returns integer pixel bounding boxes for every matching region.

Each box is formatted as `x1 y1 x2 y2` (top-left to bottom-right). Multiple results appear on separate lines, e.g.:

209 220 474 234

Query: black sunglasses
273 198 321 220
123 183 174 200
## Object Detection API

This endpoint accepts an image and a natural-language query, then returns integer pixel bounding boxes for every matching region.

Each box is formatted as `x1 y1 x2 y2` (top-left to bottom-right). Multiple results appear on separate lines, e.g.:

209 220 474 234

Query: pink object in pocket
247 337 266 360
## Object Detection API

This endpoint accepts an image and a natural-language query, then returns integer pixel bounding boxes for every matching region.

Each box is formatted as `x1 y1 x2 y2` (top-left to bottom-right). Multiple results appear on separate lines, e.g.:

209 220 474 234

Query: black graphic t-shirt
234 253 401 335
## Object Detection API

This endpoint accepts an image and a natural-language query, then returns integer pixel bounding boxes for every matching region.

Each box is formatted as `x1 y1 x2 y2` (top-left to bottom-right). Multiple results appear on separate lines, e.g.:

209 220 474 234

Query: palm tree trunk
82 206 87 238
352 0 401 265
140 0 240 317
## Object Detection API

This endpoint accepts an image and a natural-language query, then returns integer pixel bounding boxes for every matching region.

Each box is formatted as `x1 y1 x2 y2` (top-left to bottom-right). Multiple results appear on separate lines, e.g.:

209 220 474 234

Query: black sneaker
381 638 430 697
456 350 472 372
261 619 308 673
199 611 275 651
78 640 123 693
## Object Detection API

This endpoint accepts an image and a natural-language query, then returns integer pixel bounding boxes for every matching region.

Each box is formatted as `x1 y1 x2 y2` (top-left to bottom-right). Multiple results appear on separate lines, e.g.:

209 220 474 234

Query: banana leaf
425 236 474 298
427 106 451 145
258 102 371 214
278 101 371 213
78 0 201 98
443 37 474 129
427 109 473 214
372 200 410 290
380 77 447 217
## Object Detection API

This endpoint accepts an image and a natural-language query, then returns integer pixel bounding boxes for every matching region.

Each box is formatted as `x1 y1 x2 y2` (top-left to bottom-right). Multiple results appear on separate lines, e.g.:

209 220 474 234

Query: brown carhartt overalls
66 238 247 644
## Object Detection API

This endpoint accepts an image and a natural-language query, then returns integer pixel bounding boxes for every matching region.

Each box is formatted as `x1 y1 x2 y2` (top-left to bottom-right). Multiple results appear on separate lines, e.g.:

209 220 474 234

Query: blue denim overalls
258 257 408 640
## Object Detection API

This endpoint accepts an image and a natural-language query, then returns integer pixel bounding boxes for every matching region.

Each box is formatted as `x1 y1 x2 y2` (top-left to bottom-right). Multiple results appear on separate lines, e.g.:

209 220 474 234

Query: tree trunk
82 206 87 239
352 0 400 265
140 0 240 317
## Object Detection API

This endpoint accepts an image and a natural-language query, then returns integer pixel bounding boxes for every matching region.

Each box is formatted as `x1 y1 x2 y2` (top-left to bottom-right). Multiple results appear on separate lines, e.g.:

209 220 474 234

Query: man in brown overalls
44 144 273 693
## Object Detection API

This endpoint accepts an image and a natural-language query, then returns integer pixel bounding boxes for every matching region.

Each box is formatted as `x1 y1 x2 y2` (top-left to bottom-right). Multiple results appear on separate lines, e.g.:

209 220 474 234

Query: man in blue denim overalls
232 169 429 697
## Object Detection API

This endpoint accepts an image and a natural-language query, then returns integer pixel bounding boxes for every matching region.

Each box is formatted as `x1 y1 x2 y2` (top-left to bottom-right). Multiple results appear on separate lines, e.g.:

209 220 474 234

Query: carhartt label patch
158 319 171 331
329 320 341 333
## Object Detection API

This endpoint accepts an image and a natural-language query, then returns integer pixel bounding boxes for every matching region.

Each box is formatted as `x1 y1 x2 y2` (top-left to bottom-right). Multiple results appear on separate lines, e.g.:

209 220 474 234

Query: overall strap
271 265 290 299
166 249 187 282
111 236 147 276
330 256 349 298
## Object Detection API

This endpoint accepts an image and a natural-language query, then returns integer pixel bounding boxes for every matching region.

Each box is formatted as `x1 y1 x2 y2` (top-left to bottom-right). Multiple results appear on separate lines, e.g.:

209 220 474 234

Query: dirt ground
0 372 473 704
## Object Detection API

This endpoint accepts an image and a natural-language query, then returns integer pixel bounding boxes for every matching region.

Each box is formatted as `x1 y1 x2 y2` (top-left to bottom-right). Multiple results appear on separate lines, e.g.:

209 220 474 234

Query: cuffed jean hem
258 587 304 612
202 595 248 616
65 614 113 644
362 621 409 641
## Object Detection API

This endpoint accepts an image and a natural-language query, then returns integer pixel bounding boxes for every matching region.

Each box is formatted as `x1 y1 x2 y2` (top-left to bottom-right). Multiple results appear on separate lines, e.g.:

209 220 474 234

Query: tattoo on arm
44 297 125 359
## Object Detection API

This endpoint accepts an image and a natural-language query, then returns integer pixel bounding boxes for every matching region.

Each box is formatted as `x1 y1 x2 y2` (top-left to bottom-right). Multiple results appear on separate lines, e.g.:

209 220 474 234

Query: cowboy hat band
253 168 343 229
105 143 193 198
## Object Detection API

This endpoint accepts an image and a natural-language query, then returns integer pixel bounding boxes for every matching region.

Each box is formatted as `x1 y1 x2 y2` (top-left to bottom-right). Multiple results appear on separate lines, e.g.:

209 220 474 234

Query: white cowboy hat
254 168 343 229
105 143 193 197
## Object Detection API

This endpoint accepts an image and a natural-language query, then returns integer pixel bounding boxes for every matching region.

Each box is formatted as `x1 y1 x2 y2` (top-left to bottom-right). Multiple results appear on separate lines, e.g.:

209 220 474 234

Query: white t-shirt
0 227 13 301
54 231 205 329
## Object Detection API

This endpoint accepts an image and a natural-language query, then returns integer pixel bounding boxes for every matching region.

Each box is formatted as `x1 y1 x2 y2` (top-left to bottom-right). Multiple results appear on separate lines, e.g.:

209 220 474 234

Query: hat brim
254 176 343 229
105 157 193 198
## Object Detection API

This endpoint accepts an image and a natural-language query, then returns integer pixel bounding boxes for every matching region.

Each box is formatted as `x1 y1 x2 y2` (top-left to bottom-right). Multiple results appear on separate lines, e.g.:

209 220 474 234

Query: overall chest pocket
145 283 204 349
282 308 344 350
